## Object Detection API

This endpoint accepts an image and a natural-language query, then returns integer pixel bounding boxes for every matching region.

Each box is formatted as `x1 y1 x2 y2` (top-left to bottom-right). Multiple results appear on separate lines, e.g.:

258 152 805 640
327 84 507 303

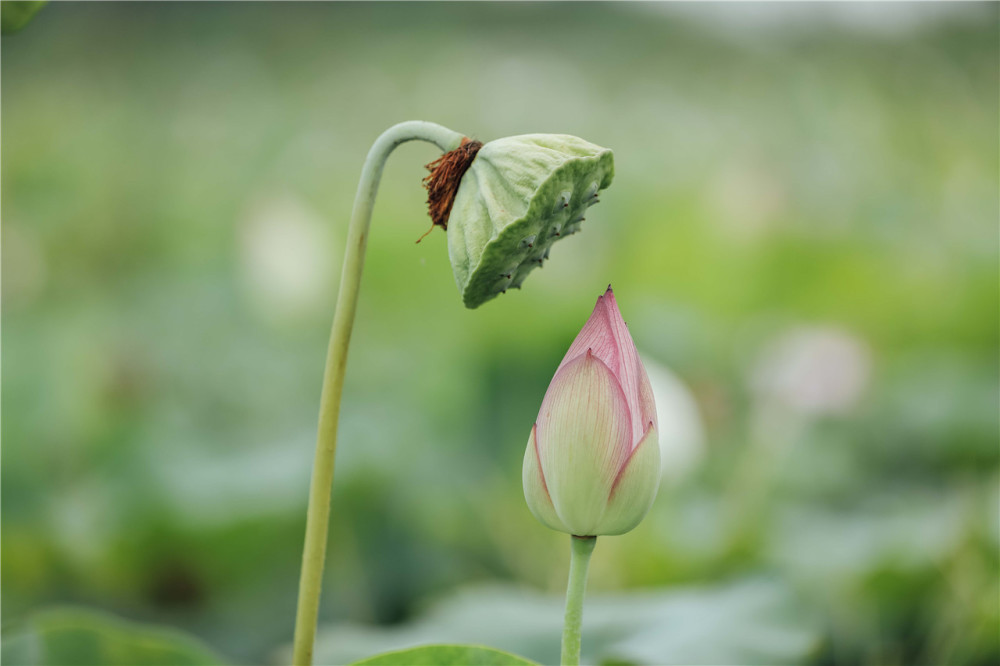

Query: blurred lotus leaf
351 644 537 666
1 608 223 666
447 134 614 308
308 578 820 665
1 0 46 33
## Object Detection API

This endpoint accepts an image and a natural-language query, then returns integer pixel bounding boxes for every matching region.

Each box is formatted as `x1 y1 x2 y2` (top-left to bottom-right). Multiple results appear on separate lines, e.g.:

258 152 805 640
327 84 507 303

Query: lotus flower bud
428 134 613 309
523 287 660 536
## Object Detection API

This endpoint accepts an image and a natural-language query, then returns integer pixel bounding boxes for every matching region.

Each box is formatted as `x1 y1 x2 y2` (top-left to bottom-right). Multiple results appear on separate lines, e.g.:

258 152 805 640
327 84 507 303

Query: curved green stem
291 121 465 666
561 535 596 666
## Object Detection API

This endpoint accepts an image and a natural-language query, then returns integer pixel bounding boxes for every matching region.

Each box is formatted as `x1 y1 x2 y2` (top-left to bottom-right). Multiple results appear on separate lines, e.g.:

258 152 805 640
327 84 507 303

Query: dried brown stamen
422 137 482 235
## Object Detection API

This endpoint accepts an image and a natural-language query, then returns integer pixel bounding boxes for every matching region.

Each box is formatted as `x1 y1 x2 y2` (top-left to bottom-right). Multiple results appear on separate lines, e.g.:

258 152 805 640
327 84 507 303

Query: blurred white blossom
240 194 336 321
641 353 707 482
750 326 871 417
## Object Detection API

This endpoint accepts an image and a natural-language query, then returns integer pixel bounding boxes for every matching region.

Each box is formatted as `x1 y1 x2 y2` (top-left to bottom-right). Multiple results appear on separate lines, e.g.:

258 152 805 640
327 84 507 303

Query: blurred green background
2 3 997 665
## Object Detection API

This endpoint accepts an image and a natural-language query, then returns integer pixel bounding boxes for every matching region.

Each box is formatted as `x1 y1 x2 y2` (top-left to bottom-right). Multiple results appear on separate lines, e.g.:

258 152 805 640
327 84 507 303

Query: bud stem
292 121 465 666
561 535 597 666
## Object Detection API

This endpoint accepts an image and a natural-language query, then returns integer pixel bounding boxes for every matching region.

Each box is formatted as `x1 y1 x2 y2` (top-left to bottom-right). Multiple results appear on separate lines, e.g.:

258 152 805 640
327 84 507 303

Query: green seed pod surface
446 134 614 309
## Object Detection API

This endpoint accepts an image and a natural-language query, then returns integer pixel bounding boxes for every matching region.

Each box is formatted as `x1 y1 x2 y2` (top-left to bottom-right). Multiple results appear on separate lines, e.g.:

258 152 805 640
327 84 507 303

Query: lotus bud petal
523 286 660 536
446 135 614 308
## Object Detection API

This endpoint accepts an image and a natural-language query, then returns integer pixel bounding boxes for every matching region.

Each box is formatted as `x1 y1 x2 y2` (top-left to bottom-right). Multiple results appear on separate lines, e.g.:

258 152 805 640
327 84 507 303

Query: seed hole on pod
554 190 572 214
494 274 513 294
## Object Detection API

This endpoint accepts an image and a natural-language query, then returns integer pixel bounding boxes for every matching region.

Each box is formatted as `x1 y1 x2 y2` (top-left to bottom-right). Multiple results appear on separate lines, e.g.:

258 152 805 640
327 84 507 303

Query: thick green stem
291 121 465 666
561 535 596 666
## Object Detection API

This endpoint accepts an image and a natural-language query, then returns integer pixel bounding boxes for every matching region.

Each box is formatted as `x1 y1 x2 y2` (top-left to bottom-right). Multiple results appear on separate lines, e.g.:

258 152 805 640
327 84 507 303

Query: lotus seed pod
445 135 614 309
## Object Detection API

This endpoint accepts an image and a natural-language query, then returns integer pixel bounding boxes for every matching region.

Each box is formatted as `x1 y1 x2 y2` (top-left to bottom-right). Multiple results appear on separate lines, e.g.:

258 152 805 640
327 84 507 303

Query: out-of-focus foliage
2 3 997 665
308 580 818 666
0 608 222 665
0 0 46 34
351 644 537 666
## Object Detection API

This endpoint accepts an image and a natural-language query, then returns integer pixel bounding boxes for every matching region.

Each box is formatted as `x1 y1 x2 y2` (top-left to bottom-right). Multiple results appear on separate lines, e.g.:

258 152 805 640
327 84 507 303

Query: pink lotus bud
523 287 660 536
